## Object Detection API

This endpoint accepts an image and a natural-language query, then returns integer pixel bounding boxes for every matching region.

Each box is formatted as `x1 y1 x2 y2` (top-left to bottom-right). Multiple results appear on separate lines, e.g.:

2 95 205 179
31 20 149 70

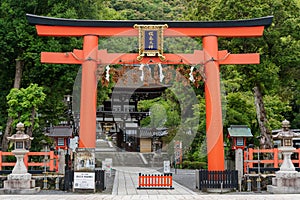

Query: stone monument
0 122 40 194
267 119 300 193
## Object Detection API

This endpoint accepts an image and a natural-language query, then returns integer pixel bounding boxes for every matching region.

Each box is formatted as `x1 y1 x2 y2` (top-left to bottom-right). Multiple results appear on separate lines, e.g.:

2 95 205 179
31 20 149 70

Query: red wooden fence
137 173 174 189
243 148 300 173
0 151 58 172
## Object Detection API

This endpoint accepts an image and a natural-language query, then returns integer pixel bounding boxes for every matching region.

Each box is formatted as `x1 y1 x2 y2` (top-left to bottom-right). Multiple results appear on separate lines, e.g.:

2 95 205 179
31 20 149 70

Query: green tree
186 0 300 148
5 83 46 149
0 0 109 150
108 0 187 20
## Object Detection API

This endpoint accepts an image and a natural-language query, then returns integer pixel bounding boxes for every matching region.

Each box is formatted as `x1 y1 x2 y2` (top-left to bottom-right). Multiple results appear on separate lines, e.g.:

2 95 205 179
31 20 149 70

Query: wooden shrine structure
27 14 272 171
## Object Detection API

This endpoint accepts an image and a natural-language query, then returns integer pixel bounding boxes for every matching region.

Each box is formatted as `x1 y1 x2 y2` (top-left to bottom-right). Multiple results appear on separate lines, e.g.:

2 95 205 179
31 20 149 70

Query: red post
0 151 2 170
146 174 149 187
244 149 248 173
203 35 225 171
297 148 300 167
55 153 59 172
158 174 161 187
169 173 173 188
24 152 28 168
249 148 254 168
274 148 279 168
78 35 98 148
141 174 145 187
49 151 54 171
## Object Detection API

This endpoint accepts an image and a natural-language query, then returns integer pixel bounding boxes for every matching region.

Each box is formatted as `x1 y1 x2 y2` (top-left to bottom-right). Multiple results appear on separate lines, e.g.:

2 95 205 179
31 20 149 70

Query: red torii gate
27 14 272 171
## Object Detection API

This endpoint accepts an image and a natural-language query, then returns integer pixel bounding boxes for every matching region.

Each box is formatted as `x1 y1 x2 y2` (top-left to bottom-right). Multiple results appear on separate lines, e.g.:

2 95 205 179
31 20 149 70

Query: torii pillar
203 36 223 170
79 35 98 148
26 14 272 171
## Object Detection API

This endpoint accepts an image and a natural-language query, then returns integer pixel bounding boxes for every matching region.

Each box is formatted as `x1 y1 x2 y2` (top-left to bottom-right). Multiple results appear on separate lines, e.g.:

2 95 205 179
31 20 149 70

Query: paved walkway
112 166 197 195
2 167 300 199
1 194 300 200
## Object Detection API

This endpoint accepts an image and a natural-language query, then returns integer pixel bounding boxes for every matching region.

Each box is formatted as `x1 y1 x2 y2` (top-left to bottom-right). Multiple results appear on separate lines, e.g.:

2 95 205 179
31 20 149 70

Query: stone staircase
95 140 172 169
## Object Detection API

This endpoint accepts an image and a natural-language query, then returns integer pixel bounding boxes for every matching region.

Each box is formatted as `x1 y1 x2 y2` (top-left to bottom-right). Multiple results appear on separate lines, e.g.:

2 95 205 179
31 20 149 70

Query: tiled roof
228 125 253 137
46 126 73 137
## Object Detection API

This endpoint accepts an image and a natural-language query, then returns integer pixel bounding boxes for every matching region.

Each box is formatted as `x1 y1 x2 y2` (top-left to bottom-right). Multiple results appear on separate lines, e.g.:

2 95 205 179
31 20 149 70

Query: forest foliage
0 0 299 161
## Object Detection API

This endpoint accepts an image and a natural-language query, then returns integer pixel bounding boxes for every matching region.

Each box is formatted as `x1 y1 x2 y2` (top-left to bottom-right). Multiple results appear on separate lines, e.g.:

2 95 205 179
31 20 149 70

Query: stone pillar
58 149 65 174
235 148 243 191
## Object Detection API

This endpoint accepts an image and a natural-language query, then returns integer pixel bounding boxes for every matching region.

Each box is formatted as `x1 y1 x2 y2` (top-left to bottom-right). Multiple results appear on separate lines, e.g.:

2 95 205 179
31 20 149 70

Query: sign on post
174 141 182 165
74 148 95 172
102 158 113 177
73 172 95 189
164 161 170 173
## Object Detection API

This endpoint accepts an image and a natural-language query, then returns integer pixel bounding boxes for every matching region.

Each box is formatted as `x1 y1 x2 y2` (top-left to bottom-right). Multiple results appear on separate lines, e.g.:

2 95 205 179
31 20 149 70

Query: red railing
244 148 300 173
0 151 58 172
137 173 174 189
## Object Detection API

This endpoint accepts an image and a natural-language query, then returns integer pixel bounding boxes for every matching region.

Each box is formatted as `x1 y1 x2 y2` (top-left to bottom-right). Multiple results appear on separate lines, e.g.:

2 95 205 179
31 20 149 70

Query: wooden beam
41 50 259 65
36 25 265 37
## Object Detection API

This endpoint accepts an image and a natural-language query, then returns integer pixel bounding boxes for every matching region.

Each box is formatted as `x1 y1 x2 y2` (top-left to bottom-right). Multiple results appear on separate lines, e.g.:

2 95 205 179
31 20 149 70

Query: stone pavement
1 194 300 200
2 160 300 199
2 166 300 199
111 166 197 195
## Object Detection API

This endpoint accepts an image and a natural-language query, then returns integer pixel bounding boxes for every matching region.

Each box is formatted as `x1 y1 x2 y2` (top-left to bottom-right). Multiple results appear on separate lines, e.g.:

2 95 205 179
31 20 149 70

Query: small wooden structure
45 126 73 150
228 125 253 150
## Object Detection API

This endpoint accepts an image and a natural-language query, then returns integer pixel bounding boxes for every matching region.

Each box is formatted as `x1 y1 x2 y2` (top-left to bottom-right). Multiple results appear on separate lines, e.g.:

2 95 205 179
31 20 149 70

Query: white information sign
102 158 113 177
73 172 95 189
164 160 170 173
69 136 78 152
102 158 112 172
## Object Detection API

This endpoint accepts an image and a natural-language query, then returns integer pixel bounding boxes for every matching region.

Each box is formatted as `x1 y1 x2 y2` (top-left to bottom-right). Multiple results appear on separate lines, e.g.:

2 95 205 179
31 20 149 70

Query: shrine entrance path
112 166 197 196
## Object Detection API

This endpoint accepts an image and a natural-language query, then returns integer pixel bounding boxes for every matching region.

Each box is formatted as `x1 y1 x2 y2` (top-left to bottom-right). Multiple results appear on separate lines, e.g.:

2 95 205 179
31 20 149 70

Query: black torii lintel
26 14 273 28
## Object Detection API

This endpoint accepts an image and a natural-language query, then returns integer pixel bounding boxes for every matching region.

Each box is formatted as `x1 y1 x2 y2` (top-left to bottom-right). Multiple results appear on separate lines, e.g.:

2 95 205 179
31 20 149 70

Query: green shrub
182 161 191 169
182 161 207 169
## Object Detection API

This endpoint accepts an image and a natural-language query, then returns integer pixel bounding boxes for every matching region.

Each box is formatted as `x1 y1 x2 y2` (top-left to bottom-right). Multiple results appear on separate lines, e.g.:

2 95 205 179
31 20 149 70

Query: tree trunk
253 85 273 149
1 59 23 151
26 107 36 149
13 59 23 88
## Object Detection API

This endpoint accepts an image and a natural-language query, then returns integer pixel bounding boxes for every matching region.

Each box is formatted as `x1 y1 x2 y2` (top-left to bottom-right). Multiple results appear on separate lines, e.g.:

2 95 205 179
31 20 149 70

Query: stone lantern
267 119 300 194
0 122 40 194
271 119 300 171
8 122 33 174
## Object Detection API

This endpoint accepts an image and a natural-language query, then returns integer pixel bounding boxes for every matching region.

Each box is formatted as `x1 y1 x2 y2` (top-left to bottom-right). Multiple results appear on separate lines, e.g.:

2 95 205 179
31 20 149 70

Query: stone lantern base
267 147 300 194
267 171 300 193
0 150 40 194
0 173 40 194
